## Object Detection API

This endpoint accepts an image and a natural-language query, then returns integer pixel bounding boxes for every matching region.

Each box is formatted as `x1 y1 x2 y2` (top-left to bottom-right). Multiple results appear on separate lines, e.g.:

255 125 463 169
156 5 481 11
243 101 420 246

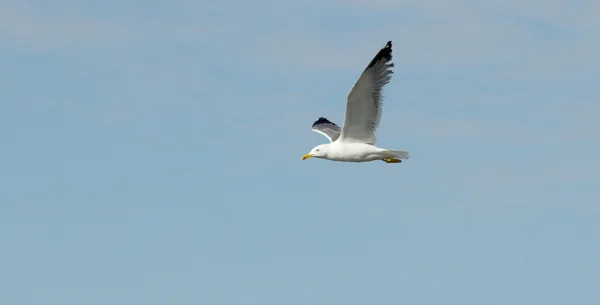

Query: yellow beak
301 153 313 160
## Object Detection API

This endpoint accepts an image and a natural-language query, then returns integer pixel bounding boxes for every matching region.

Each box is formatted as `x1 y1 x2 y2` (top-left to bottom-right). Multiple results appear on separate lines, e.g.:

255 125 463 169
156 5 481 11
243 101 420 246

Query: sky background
1 0 599 304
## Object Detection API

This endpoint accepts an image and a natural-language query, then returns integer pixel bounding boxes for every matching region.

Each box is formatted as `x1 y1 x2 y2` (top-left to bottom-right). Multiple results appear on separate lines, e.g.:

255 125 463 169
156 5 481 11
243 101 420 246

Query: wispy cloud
239 0 599 83
0 1 215 53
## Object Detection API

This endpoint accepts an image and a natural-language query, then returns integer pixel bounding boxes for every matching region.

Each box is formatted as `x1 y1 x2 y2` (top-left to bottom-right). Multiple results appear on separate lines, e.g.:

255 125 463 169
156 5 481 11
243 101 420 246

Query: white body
327 142 384 162
305 141 409 162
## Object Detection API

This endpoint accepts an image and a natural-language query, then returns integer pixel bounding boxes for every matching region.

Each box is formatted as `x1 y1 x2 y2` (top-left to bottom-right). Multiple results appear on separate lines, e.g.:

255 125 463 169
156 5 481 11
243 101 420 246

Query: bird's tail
385 149 410 159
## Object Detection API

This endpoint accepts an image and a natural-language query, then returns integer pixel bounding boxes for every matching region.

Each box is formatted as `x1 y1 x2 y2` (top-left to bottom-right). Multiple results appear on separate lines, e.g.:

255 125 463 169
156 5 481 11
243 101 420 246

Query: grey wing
311 117 341 142
339 41 394 144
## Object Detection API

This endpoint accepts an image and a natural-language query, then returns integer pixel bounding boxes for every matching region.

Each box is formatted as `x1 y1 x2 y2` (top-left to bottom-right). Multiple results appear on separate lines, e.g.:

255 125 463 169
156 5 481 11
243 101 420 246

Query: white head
301 144 329 160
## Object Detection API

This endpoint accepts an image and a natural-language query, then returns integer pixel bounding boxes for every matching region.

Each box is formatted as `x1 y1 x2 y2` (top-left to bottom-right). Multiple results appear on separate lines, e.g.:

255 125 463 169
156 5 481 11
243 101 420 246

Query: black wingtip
312 117 336 127
367 40 393 69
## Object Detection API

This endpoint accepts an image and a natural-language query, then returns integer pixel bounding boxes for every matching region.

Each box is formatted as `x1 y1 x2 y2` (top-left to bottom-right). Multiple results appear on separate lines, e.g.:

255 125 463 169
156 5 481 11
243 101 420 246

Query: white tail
387 149 409 159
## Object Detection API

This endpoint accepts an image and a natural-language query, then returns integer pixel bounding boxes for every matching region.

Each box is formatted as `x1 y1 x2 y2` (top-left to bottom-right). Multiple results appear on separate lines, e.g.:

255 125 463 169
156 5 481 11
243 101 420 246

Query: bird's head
301 144 329 160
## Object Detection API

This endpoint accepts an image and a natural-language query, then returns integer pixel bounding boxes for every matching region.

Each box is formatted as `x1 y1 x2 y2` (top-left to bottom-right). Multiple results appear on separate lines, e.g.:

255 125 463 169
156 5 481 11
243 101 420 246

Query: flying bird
301 41 409 163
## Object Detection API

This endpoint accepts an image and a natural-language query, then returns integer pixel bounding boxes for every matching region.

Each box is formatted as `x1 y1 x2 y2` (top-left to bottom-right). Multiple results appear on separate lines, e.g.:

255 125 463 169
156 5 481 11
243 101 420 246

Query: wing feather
339 41 394 144
311 117 341 142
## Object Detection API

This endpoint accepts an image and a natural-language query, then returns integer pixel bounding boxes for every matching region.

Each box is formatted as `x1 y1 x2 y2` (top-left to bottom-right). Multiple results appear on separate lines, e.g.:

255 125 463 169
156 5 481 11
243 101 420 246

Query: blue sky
1 0 599 304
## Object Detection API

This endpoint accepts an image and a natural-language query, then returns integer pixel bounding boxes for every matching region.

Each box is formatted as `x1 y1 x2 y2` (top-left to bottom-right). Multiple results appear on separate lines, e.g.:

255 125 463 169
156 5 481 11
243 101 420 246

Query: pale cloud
0 1 214 52
5 0 597 81
0 2 135 51
480 0 600 32
241 0 599 84
343 0 600 31
380 100 600 147
448 152 600 210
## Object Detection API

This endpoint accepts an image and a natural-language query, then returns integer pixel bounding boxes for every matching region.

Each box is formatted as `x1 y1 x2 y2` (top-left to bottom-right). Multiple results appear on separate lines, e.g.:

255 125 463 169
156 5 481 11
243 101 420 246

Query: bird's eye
316 149 320 151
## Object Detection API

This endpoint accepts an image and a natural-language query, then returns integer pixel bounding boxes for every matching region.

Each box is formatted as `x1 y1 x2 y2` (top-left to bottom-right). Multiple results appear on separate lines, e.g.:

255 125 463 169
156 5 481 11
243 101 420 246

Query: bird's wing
339 41 394 145
311 117 341 142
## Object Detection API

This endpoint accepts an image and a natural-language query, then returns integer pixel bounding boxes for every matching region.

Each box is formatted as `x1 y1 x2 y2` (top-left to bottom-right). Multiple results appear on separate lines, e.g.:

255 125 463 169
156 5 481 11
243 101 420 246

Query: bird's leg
382 158 401 163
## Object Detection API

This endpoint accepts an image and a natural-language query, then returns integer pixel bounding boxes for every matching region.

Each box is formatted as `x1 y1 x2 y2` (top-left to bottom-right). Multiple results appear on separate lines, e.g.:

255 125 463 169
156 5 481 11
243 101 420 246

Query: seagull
301 41 409 164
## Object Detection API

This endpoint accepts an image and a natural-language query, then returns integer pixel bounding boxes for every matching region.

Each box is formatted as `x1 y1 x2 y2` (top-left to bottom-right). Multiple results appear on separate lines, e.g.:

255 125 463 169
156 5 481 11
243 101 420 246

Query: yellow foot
382 158 402 163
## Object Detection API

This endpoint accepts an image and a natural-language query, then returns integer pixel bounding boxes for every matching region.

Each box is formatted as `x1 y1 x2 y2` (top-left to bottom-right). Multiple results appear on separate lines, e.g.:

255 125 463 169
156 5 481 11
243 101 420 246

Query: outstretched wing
339 41 394 145
311 117 341 142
